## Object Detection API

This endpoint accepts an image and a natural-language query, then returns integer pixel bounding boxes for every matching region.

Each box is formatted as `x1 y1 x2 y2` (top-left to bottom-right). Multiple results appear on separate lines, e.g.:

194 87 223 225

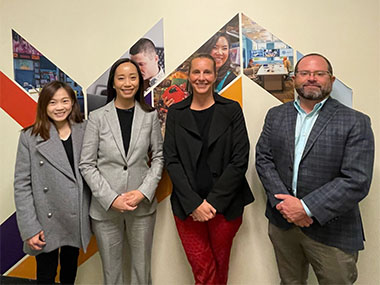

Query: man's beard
296 84 331 101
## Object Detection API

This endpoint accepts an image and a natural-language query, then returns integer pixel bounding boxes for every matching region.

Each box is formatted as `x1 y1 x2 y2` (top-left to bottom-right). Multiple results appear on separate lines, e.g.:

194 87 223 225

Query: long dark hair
25 81 83 140
106 58 153 112
199 32 232 83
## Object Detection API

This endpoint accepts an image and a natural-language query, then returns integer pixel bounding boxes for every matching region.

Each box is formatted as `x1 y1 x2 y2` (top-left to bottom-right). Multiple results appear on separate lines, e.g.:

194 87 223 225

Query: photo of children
12 30 84 110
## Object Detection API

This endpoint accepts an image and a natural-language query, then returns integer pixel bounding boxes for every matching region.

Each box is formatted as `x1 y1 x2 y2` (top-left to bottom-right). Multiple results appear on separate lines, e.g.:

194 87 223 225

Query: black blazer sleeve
207 102 250 213
163 108 203 215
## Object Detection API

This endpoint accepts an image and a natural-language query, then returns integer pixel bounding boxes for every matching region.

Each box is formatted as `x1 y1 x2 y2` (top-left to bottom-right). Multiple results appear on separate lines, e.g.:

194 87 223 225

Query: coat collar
36 122 82 182
301 97 339 160
104 100 145 163
284 97 340 162
174 93 235 147
171 92 231 110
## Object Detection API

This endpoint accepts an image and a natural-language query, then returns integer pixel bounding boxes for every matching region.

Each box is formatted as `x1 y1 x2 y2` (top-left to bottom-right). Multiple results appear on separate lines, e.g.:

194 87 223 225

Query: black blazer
256 98 374 252
164 93 254 221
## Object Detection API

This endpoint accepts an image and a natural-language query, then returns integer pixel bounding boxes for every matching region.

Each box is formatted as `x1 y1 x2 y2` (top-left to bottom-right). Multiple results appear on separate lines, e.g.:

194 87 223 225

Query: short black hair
294 53 333 75
130 38 157 56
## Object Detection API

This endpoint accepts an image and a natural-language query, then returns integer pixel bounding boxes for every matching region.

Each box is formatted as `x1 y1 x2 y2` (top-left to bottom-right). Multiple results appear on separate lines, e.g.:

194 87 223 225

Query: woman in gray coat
79 58 164 284
14 81 92 284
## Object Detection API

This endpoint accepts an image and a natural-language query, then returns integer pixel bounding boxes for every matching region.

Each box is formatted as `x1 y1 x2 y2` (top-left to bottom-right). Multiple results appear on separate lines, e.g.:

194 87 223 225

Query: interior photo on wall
242 13 294 103
86 19 165 114
12 30 84 111
154 14 241 136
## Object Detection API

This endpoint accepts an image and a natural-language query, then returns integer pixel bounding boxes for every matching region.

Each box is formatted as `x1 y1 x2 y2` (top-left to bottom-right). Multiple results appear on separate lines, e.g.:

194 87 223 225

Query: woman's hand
26 231 46 251
111 195 138 212
191 200 216 222
123 190 145 207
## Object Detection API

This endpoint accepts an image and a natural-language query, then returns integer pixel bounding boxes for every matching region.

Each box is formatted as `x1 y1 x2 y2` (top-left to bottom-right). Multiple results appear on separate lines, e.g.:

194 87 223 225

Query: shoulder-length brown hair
25 81 83 140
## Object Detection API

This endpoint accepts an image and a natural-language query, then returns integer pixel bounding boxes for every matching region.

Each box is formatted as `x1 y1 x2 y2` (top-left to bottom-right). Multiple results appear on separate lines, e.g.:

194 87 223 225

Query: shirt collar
149 67 164 87
294 96 329 115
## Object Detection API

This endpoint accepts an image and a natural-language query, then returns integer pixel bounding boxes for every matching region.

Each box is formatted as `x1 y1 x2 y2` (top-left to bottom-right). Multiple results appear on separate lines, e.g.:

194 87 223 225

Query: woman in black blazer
163 53 254 284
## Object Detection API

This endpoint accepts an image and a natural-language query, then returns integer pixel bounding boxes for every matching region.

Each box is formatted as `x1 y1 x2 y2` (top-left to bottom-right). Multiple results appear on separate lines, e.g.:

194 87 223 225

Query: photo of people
242 14 294 103
154 14 240 134
12 30 84 110
86 19 165 114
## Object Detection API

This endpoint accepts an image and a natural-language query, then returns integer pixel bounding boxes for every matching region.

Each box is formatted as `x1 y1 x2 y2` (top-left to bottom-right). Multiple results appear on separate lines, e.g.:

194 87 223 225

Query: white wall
1 0 379 284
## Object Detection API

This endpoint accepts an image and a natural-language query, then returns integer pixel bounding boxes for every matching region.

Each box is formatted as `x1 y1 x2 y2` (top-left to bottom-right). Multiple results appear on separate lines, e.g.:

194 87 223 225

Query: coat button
123 165 127 171
43 187 48 192
47 213 52 218
39 160 44 166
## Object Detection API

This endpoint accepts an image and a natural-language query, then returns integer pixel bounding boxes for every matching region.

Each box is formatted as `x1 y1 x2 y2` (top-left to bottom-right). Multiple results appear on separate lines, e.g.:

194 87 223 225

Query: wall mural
11 30 84 112
0 12 352 280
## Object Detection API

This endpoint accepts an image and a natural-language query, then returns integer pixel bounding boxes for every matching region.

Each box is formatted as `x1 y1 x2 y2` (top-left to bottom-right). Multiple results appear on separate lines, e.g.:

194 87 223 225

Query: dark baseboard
0 276 37 284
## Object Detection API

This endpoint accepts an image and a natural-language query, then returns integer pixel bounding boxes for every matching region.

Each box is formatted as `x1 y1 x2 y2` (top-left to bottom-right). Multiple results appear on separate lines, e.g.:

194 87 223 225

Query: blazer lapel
70 122 84 179
126 102 143 161
178 107 201 138
301 98 338 160
208 103 231 147
36 124 76 182
284 104 297 164
105 101 128 165
178 105 203 164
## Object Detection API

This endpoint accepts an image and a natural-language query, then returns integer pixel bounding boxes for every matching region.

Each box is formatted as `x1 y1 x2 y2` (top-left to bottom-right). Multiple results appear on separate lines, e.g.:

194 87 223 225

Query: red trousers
174 214 242 285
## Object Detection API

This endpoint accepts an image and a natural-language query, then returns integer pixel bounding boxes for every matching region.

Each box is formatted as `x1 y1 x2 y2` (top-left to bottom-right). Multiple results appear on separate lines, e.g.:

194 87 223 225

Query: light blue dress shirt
293 97 328 217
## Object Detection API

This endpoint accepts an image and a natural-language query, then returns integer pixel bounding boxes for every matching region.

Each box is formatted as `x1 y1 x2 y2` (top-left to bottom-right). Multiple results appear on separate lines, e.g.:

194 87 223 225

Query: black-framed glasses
295 70 331 78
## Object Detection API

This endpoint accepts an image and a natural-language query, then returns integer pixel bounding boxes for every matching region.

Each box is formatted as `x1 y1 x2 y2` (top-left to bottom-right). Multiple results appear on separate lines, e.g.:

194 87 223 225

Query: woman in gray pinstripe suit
80 58 164 285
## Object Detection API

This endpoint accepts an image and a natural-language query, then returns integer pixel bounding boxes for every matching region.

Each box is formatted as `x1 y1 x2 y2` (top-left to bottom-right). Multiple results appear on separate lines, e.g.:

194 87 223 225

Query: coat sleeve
79 112 118 211
137 111 164 202
255 108 292 208
14 131 42 241
302 114 374 225
206 102 250 212
163 108 203 215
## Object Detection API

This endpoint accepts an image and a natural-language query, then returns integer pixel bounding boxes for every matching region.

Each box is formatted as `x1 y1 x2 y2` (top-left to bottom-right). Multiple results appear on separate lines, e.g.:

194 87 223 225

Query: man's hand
111 194 138 212
191 200 216 222
275 194 313 227
26 231 46 250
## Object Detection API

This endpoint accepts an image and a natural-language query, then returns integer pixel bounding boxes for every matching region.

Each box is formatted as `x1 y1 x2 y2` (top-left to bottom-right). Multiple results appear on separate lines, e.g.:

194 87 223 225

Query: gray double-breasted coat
14 122 92 256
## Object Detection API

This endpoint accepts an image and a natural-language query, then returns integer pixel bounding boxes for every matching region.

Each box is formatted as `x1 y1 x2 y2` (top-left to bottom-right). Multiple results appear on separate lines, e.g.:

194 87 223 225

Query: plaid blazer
256 97 374 252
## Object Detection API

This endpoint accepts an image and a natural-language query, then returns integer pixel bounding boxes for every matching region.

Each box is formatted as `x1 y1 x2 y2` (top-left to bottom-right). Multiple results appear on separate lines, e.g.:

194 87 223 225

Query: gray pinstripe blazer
256 97 374 252
79 100 164 220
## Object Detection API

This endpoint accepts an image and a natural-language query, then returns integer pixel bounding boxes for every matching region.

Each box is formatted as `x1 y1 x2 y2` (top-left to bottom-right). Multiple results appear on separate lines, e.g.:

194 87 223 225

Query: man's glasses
295 70 331 78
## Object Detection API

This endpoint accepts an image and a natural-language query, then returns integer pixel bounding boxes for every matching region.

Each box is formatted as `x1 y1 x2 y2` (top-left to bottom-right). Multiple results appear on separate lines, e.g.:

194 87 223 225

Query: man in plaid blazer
256 53 374 284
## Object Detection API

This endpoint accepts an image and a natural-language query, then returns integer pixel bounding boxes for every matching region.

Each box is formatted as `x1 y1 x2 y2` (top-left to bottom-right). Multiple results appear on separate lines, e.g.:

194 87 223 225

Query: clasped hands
111 190 145 213
27 230 46 250
275 194 313 227
190 200 216 222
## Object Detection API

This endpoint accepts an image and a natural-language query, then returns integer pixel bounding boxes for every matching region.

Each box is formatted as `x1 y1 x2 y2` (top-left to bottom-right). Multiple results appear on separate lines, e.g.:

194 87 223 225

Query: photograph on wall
242 14 294 103
154 14 240 135
12 30 84 111
86 19 165 114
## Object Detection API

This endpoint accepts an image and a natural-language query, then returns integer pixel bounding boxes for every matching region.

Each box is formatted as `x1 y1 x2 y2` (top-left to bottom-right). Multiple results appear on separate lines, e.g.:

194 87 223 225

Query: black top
61 134 75 177
191 104 215 198
116 106 134 157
